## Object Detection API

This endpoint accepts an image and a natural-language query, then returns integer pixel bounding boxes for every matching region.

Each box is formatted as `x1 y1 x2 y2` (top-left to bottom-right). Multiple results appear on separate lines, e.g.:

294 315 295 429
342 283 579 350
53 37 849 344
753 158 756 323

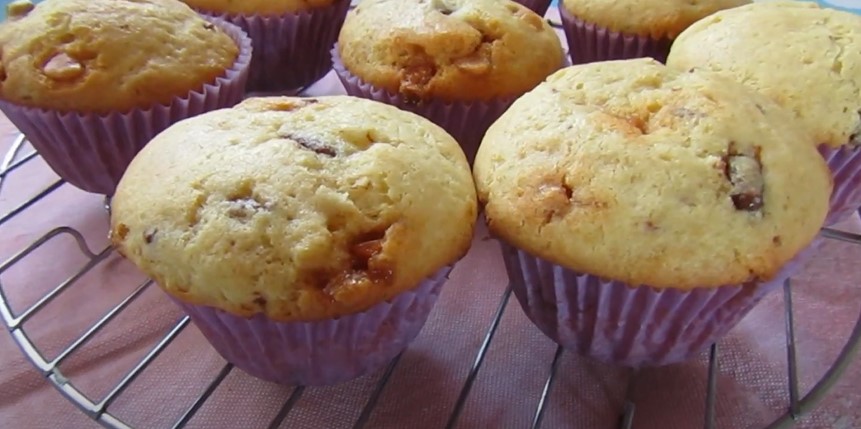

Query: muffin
559 0 749 65
110 96 478 386
0 0 251 196
181 0 350 92
514 0 553 17
473 59 831 366
667 1 861 226
333 0 565 163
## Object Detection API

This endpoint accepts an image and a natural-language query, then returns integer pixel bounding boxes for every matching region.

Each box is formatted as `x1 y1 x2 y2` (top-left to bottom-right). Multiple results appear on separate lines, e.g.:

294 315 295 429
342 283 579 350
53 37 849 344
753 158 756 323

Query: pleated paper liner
500 242 806 367
559 4 672 65
819 144 861 226
198 0 350 93
173 267 451 387
331 45 517 165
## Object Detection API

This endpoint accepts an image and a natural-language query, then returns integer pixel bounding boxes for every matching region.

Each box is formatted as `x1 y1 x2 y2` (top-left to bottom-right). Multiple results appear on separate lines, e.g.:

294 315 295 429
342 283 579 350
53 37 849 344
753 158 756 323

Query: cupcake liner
331 45 517 164
819 144 861 225
559 5 672 65
514 0 553 16
501 243 798 367
174 267 452 386
201 0 350 92
0 17 251 196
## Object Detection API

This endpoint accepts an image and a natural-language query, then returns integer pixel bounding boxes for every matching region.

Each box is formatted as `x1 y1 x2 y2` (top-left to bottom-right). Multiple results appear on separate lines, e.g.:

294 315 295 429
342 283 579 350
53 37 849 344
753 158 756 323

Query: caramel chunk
43 53 84 81
6 0 34 19
725 154 764 211
400 63 436 99
288 134 337 157
112 223 129 241
455 48 491 76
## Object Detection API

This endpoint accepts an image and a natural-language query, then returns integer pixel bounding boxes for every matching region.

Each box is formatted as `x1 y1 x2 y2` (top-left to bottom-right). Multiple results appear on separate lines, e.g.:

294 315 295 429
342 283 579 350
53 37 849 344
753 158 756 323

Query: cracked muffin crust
0 0 238 113
473 59 831 289
110 96 478 322
180 0 336 15
337 0 565 102
560 0 750 39
667 0 861 149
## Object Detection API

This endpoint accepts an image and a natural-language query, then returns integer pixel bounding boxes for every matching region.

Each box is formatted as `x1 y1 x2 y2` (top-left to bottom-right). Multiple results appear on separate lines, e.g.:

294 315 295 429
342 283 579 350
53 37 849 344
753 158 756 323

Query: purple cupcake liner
819 144 861 225
500 242 800 367
201 0 350 93
174 267 452 386
0 17 251 196
514 0 552 17
331 45 517 164
559 5 672 65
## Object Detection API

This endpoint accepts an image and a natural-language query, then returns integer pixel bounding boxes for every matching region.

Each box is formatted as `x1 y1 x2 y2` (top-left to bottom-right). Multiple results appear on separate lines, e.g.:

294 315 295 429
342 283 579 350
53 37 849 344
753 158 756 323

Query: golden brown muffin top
561 0 750 39
0 0 238 113
338 0 564 102
668 1 861 149
474 59 831 289
180 0 336 16
111 96 478 322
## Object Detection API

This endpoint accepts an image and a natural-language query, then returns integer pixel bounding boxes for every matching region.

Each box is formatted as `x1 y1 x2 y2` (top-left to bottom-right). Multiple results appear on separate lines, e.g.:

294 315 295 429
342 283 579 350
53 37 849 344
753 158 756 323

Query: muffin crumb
226 197 268 221
144 228 158 244
850 110 861 146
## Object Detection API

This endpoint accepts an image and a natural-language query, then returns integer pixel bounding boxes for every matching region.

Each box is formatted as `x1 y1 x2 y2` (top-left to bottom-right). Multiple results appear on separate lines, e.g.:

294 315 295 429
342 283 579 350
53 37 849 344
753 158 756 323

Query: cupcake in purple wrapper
333 0 565 164
559 0 749 65
110 96 478 386
668 1 861 226
0 0 251 196
473 59 831 366
181 0 350 93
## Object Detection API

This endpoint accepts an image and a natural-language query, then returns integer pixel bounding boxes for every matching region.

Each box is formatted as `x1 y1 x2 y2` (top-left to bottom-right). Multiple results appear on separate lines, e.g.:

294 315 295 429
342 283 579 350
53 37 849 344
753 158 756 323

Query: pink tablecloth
1 61 860 429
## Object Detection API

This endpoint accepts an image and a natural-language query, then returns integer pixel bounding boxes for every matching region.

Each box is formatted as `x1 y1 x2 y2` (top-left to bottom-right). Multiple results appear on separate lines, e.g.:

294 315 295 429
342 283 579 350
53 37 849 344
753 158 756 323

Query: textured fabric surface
1 6 860 429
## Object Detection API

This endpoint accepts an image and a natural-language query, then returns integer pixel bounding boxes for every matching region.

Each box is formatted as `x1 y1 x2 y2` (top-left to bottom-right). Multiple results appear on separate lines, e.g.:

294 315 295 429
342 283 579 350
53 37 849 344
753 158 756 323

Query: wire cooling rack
3 132 861 429
2 9 861 429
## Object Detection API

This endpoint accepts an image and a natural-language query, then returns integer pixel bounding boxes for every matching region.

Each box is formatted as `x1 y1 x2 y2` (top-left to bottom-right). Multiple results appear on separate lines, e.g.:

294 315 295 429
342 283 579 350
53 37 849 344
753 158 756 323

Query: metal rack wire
2 12 861 429
4 120 861 429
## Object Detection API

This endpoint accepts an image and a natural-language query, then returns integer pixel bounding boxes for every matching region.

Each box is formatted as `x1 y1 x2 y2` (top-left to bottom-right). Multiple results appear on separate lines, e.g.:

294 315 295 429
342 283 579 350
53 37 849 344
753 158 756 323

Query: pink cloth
1 17 860 427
